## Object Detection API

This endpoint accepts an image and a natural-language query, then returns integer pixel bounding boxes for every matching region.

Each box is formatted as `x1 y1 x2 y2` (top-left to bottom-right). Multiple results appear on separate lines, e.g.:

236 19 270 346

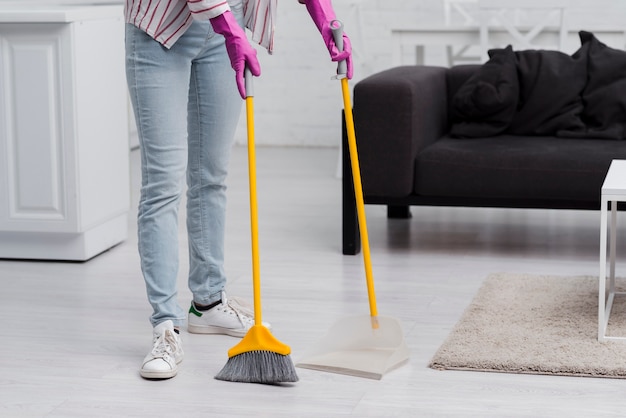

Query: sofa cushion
578 31 626 139
508 48 588 136
450 46 519 138
414 135 626 201
446 65 480 107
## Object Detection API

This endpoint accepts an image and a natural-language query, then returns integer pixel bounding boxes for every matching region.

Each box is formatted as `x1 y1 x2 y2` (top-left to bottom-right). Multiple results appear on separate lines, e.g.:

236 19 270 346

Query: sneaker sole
140 368 178 379
139 370 178 379
187 323 246 338
140 355 183 380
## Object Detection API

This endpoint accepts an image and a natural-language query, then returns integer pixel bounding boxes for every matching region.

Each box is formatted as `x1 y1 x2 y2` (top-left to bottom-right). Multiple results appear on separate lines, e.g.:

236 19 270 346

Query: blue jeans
125 6 243 327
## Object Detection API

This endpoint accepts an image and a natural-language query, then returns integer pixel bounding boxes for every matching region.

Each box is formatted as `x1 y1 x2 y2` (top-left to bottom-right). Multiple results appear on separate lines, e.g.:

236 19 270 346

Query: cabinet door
0 23 78 233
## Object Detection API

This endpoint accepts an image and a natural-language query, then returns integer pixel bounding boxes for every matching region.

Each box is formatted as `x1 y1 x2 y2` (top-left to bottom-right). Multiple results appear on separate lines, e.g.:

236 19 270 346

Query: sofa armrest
353 65 449 197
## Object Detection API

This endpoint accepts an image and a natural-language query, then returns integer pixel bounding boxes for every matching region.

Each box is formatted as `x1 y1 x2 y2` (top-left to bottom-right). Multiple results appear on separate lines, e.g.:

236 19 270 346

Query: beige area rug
429 273 626 378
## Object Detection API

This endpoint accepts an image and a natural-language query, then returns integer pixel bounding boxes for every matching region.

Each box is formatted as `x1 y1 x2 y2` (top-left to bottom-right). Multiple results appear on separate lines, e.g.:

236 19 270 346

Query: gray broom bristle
215 351 299 384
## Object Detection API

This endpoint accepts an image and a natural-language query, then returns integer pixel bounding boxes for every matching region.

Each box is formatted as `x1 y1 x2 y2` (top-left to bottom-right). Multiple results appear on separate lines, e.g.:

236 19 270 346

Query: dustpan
296 315 410 380
296 20 409 379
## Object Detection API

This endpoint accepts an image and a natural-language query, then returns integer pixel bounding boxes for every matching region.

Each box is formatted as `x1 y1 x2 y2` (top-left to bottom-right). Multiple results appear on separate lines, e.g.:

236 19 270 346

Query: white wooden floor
2 146 626 417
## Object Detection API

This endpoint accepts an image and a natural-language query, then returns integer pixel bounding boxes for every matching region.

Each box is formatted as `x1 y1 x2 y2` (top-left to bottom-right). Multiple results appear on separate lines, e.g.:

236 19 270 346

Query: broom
215 69 298 384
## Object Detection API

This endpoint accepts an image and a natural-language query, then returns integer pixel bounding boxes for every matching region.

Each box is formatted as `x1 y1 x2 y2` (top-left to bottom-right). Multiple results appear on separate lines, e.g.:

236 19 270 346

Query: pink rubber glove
210 11 261 99
303 0 353 79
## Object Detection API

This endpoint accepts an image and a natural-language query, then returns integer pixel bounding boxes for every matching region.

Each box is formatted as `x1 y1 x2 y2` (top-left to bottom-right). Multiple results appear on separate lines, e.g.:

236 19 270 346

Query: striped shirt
125 0 278 53
245 0 278 54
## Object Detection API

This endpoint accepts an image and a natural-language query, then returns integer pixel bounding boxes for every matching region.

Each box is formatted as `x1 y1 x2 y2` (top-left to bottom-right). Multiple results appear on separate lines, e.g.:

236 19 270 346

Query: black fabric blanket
451 32 626 140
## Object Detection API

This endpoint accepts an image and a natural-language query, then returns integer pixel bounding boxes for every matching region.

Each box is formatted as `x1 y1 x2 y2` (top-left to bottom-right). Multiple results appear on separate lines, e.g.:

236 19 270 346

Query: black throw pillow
450 45 519 138
579 31 626 139
507 46 587 136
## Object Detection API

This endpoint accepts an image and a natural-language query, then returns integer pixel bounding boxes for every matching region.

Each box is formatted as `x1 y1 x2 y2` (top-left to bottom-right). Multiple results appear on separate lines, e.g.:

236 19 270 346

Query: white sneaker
188 291 270 337
140 320 184 379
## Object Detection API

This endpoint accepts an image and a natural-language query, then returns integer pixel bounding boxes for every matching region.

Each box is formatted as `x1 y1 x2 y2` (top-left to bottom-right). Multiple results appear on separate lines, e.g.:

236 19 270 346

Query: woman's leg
186 4 244 307
126 23 197 328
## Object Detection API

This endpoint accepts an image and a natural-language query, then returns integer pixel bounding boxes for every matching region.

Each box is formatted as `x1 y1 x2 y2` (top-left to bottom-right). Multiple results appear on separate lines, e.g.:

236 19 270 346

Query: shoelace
151 330 178 359
222 291 254 325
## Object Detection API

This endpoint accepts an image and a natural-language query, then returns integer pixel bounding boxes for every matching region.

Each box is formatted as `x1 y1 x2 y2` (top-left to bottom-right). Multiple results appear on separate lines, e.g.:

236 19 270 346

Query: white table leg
599 197 609 341
415 45 425 65
610 201 618 292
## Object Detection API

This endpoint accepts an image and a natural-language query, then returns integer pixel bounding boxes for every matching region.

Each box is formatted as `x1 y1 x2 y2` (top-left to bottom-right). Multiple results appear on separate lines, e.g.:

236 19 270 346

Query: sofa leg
388 205 412 219
342 113 360 255
342 193 360 255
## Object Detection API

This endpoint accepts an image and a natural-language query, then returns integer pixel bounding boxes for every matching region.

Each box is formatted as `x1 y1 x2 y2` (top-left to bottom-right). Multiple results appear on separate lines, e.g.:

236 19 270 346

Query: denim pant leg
186 16 242 307
126 24 192 327
126 7 243 327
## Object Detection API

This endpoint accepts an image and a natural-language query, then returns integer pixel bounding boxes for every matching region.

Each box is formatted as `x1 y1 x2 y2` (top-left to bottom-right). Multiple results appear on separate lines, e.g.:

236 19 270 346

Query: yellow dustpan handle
340 78 378 319
245 69 262 325
331 21 379 320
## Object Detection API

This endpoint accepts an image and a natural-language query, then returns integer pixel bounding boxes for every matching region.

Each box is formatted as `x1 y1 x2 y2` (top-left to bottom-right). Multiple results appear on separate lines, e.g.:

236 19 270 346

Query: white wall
243 0 626 147
3 0 626 146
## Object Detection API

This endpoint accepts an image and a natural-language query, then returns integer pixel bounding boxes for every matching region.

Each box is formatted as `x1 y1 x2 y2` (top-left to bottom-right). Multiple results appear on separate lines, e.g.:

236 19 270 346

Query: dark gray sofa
342 32 626 255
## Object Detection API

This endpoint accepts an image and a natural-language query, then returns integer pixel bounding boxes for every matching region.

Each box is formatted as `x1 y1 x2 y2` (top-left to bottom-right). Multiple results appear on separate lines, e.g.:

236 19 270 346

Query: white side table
599 160 626 341
0 4 130 261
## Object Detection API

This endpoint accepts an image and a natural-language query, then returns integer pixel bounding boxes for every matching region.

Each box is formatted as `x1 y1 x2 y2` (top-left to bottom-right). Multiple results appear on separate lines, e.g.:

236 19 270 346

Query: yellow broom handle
245 70 262 325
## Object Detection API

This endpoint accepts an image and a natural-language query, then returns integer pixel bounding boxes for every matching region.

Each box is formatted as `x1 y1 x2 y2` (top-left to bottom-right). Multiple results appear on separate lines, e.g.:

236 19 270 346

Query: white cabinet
0 4 130 260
